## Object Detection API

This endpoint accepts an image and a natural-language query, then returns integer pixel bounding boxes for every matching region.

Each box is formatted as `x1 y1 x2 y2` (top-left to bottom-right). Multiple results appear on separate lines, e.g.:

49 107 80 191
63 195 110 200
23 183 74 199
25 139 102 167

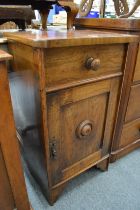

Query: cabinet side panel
8 43 50 199
0 146 15 210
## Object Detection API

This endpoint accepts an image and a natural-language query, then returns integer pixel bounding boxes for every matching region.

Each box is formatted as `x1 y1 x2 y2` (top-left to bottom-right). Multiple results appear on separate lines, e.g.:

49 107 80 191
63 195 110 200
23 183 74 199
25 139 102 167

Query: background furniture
4 28 138 204
112 35 140 161
75 18 140 161
79 0 140 18
75 18 140 31
0 49 31 210
0 0 79 30
0 6 35 30
79 0 129 18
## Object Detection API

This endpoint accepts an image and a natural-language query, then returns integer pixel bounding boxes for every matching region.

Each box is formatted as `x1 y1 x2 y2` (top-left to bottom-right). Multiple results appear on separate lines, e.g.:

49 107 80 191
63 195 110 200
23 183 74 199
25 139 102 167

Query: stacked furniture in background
0 49 31 210
0 0 79 30
0 5 35 30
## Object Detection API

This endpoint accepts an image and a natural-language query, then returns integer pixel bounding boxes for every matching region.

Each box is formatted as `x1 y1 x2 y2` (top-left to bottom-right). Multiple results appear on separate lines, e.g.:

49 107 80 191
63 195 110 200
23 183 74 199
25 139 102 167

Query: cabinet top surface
75 18 140 32
4 27 139 48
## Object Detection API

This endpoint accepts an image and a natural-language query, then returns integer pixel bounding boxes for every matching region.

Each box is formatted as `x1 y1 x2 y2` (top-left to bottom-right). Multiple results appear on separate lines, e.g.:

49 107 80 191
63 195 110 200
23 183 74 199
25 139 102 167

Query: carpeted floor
24 149 140 210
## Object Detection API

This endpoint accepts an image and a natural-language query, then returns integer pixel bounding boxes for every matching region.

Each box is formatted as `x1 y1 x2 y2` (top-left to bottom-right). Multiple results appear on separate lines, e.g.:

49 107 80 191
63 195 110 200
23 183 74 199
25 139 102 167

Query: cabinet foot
48 183 67 205
110 154 117 163
96 158 109 171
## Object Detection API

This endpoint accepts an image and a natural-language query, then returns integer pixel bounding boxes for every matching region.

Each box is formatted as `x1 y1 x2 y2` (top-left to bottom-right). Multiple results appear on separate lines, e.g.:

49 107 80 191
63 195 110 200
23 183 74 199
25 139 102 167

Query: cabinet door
47 78 120 185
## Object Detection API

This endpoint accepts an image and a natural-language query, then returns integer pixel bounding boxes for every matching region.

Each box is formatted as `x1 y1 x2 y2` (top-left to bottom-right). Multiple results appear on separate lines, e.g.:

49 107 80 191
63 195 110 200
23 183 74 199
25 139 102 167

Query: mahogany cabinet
75 18 140 161
111 43 140 161
5 29 138 204
0 49 31 210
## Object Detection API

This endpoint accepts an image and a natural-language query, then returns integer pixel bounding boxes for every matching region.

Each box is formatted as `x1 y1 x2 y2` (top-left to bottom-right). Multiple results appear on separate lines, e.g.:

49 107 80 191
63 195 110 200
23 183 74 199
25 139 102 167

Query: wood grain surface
0 49 12 61
125 84 140 123
75 18 140 31
4 28 139 48
133 43 140 83
0 49 31 210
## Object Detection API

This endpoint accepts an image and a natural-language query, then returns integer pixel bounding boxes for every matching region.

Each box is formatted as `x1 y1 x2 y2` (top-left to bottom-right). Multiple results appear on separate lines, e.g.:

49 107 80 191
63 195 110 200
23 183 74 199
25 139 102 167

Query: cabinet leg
47 183 67 205
110 154 117 163
96 158 109 171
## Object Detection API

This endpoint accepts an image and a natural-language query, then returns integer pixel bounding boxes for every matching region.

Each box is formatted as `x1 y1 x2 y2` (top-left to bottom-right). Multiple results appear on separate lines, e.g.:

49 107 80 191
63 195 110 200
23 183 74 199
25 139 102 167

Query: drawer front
125 84 140 123
45 44 125 87
47 78 120 185
133 44 140 83
120 119 140 148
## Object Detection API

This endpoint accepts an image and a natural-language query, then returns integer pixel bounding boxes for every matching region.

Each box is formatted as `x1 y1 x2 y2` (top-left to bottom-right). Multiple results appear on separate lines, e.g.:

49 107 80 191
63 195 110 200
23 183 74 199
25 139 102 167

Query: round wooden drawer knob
76 120 94 139
85 57 101 71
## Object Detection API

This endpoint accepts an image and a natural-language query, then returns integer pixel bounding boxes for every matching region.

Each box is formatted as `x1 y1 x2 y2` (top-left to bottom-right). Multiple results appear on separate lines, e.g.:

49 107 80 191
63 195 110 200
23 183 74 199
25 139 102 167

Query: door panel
61 93 107 168
125 84 140 123
47 78 120 185
120 119 140 148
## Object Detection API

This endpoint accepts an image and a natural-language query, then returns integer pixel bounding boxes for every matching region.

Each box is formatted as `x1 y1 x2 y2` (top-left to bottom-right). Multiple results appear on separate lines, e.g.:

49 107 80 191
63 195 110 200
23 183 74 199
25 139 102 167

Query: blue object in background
48 5 99 23
86 11 99 18
48 5 65 24
55 5 65 14
48 5 56 24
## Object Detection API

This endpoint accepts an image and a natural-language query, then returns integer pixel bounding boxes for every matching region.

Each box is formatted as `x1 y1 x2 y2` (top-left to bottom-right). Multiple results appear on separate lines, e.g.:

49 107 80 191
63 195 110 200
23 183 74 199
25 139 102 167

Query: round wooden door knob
76 120 94 139
85 57 101 71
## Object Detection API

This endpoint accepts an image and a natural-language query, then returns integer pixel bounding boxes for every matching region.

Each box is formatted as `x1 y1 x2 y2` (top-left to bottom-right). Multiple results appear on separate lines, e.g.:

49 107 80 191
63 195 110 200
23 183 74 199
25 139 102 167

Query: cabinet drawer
133 44 140 83
45 44 125 87
125 84 140 123
120 119 140 148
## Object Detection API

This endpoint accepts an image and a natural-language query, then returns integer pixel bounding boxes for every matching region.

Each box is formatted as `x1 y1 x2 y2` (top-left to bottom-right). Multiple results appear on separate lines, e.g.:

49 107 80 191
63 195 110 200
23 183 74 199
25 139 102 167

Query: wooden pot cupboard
0 49 31 210
75 18 140 161
4 28 139 205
